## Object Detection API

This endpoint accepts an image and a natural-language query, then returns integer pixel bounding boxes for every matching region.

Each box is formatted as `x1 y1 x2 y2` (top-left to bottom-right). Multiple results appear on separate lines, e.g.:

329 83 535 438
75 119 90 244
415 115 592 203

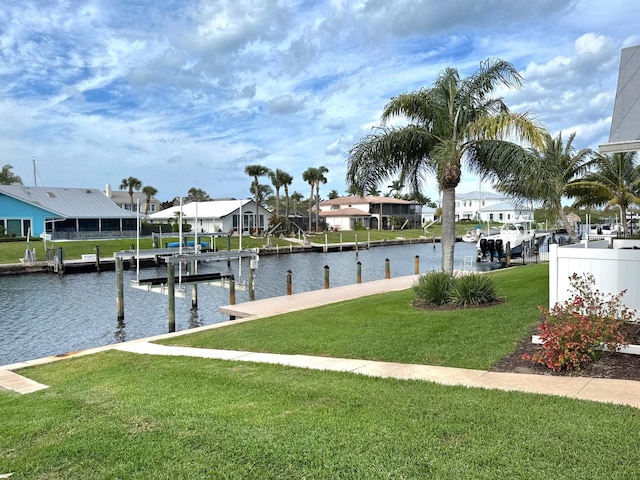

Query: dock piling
94 245 100 272
115 257 124 321
385 258 390 279
167 262 176 332
286 269 293 295
414 255 419 275
356 261 361 284
324 265 330 289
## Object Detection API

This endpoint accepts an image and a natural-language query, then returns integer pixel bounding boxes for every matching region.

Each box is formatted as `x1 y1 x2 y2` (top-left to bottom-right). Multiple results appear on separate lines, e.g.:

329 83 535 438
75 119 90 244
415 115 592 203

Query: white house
455 190 534 223
148 199 272 234
105 184 161 214
318 196 422 231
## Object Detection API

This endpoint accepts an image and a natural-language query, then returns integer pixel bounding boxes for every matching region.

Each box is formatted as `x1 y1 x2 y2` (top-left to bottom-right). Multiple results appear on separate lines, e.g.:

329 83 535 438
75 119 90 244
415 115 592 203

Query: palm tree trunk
254 180 259 233
308 186 313 232
315 185 320 232
557 202 578 243
284 186 290 231
441 187 456 273
621 205 628 236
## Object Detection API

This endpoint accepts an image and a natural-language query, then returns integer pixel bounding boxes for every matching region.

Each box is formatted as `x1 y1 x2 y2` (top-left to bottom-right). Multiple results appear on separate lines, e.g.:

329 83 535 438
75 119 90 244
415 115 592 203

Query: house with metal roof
148 199 272 234
0 185 138 239
454 190 533 223
318 196 422 231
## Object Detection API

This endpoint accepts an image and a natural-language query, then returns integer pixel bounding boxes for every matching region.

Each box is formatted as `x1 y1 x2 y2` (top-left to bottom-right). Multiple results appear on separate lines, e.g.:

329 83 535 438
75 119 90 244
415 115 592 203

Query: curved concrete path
2 274 640 409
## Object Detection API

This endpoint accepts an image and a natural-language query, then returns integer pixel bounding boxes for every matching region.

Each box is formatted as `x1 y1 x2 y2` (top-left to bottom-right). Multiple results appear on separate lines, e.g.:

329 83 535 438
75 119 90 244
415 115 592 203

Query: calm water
1 242 483 366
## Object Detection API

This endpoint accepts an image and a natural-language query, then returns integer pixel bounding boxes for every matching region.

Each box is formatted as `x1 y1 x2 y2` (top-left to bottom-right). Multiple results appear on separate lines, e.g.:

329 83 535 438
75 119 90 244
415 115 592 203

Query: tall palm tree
280 171 294 230
142 185 158 215
0 164 23 185
492 132 593 242
346 59 544 273
119 176 142 212
268 168 292 217
290 191 304 216
571 151 640 236
302 167 317 231
314 166 329 231
244 164 270 232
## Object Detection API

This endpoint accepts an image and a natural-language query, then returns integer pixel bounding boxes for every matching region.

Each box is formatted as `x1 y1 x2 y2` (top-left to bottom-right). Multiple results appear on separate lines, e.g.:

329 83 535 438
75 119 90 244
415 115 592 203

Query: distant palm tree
302 166 329 232
493 132 593 242
281 171 294 230
290 191 304 216
387 179 404 198
571 151 640 236
119 176 143 212
328 189 340 199
0 164 23 185
269 168 292 216
249 183 274 207
347 59 544 273
142 185 158 215
244 164 270 232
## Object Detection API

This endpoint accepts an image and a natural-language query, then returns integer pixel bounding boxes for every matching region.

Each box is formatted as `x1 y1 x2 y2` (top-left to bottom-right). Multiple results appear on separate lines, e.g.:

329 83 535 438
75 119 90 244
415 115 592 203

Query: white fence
549 240 640 317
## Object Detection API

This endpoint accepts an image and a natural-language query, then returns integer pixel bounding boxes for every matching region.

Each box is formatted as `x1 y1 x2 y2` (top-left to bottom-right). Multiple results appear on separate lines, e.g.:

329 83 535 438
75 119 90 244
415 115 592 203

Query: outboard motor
479 238 488 257
495 239 504 259
487 239 495 261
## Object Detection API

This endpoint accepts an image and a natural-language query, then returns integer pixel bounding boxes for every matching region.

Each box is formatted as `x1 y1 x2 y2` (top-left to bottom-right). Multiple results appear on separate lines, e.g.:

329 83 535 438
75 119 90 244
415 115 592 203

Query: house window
499 213 504 221
489 214 494 221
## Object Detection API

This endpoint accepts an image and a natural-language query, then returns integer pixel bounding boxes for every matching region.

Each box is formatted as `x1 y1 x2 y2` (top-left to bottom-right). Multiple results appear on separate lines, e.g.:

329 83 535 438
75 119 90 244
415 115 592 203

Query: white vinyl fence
549 240 640 318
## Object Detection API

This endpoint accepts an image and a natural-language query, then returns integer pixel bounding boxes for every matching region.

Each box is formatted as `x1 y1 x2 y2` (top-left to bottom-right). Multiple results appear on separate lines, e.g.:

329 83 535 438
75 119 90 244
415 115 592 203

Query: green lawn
159 264 548 370
4 263 639 478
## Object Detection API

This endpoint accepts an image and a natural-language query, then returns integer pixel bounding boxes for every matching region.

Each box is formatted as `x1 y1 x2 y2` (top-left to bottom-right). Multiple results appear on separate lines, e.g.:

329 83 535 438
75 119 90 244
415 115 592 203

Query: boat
475 221 547 262
461 228 482 243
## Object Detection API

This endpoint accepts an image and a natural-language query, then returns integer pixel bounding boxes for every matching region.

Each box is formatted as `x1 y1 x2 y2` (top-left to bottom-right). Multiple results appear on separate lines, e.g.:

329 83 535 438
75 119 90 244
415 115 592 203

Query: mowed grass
159 264 549 370
3 262 640 477
2 351 640 479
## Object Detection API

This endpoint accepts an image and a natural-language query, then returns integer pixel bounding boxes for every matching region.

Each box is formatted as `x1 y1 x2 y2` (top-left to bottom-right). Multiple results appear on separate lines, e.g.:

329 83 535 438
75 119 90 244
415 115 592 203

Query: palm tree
302 167 317 231
119 177 143 212
493 132 593 242
249 184 274 208
302 166 329 232
328 189 340 200
279 171 294 230
0 164 23 185
244 164 270 232
290 191 304 216
142 185 158 215
268 168 292 216
387 179 404 198
571 151 640 236
346 59 544 273
314 166 329 231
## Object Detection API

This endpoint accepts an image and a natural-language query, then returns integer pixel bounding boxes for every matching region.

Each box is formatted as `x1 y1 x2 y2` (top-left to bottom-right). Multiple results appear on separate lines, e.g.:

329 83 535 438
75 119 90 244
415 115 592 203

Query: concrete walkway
2 274 640 409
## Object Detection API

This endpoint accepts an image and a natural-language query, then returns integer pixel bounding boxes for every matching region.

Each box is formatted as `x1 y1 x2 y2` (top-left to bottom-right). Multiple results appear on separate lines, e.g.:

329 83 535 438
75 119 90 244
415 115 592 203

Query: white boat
475 221 547 262
461 229 482 243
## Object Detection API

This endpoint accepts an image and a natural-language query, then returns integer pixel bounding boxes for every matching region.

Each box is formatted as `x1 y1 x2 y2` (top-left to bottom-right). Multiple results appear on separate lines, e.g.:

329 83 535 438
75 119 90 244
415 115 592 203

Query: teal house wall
0 192 54 236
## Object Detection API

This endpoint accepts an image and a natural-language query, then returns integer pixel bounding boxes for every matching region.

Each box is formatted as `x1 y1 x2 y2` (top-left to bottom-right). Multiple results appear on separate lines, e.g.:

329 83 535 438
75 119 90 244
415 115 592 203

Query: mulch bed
491 323 640 382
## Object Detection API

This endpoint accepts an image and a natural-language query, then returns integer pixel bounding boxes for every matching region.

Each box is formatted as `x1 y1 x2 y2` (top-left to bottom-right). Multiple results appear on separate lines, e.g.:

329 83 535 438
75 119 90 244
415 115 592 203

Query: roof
319 195 418 206
479 200 524 212
456 190 505 200
0 185 137 218
108 190 158 204
600 45 640 153
320 207 371 217
149 199 269 219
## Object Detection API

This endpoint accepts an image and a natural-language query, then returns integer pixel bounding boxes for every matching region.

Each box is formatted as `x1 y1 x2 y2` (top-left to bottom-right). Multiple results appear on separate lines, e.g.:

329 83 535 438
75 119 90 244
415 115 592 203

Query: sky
1 0 639 205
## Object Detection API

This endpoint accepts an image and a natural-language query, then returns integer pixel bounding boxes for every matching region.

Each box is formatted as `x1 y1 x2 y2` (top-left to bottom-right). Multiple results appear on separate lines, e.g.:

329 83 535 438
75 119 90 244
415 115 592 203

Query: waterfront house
455 190 533 223
105 183 161 214
148 199 272 234
318 196 422 231
0 185 138 239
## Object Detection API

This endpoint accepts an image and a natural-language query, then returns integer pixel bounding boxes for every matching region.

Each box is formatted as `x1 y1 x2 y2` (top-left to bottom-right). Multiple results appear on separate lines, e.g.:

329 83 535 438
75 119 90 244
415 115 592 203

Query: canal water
1 242 484 366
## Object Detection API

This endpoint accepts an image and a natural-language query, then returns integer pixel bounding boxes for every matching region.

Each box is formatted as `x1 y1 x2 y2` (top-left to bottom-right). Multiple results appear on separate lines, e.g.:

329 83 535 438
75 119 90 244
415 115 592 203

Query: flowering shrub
523 273 634 371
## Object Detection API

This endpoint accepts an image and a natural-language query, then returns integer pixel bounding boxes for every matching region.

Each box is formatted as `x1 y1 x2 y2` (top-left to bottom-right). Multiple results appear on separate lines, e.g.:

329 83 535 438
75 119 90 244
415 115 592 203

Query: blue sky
1 0 639 204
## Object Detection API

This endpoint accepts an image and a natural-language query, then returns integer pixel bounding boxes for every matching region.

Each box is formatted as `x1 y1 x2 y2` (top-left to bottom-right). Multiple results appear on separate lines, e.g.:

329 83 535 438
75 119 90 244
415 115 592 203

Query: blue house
0 185 138 239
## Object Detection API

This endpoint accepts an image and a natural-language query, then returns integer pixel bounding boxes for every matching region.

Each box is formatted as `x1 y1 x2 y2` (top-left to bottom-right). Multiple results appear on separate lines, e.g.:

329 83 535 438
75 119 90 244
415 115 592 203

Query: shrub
448 273 501 307
523 273 634 371
413 271 455 306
